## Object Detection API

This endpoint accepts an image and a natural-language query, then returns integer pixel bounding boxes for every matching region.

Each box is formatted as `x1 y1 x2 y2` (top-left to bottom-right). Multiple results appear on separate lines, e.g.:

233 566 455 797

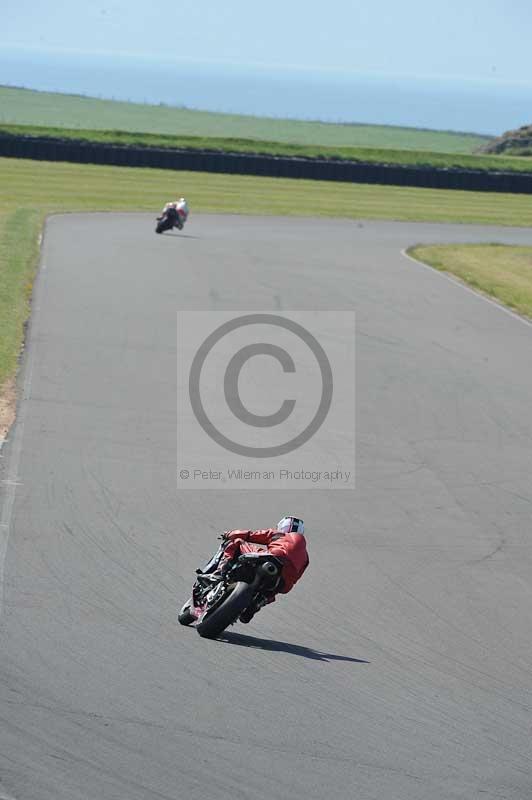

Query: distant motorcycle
155 206 184 234
178 538 282 639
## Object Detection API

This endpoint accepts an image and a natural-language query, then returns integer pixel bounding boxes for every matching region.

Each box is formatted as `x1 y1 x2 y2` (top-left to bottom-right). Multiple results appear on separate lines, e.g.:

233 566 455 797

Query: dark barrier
1 133 531 194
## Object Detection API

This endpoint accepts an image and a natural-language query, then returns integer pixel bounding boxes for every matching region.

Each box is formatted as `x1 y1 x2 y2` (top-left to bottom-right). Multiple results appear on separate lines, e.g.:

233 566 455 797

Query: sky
2 0 532 85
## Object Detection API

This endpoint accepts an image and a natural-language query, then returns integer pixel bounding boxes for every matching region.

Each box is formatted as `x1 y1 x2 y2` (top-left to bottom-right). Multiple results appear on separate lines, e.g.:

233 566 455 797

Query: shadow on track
219 631 369 663
158 232 201 239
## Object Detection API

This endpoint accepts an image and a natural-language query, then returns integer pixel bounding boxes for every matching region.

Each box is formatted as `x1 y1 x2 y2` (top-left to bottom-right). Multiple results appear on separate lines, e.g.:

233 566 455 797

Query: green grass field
1 154 531 426
408 244 532 319
0 86 490 153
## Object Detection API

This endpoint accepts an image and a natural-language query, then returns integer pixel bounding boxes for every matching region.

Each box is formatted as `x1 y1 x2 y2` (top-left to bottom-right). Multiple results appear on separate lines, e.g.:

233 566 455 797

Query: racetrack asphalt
1 213 532 800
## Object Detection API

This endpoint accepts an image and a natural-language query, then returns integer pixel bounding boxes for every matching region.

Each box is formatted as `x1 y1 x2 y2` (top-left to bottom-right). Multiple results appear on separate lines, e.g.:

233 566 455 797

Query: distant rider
217 516 309 623
158 197 189 229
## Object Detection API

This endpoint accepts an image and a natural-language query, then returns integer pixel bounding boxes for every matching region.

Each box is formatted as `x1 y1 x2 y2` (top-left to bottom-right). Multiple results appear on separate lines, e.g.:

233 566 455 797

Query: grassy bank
408 244 532 319
0 86 490 153
1 154 531 405
2 123 532 174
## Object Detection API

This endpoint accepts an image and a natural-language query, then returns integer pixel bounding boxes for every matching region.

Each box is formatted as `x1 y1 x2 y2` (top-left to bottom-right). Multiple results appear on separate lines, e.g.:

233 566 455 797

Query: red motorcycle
155 206 184 234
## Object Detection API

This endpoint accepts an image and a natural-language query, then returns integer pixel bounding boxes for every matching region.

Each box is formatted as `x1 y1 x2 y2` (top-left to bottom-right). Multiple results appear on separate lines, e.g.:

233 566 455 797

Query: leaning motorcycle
155 207 183 234
178 538 282 639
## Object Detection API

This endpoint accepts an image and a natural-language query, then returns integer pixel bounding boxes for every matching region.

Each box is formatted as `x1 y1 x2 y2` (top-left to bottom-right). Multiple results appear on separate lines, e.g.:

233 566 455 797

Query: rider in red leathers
218 516 308 622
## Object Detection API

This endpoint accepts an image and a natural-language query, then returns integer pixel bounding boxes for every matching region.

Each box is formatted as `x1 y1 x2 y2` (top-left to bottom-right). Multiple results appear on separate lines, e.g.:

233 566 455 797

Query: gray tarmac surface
1 213 532 800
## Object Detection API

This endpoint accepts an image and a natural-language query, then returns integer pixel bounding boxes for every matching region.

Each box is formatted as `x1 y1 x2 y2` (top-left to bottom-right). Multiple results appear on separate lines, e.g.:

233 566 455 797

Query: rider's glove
224 530 250 542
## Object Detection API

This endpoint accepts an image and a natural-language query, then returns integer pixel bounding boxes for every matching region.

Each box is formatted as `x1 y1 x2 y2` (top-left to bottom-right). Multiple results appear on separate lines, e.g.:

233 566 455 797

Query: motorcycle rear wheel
196 581 254 639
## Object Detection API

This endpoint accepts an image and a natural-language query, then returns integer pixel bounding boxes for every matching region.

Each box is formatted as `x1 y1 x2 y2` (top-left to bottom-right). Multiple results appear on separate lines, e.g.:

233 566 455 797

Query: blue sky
2 0 531 85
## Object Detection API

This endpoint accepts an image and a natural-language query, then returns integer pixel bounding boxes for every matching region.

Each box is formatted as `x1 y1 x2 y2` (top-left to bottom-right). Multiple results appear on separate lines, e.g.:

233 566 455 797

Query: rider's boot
239 595 269 624
239 605 257 624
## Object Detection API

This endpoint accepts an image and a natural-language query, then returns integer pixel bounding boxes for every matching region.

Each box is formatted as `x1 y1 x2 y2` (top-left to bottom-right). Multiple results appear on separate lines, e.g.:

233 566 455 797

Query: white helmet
277 516 304 534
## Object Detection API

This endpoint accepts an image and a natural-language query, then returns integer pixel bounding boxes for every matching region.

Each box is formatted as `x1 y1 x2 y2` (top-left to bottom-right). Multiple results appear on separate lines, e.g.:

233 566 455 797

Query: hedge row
1 134 531 194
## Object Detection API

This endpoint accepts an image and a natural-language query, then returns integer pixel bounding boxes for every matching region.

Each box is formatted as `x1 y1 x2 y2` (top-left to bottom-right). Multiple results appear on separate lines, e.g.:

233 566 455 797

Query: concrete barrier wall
1 134 531 194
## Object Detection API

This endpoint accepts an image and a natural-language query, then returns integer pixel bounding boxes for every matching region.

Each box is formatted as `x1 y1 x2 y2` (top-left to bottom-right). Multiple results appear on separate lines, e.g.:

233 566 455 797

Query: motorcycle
155 206 184 234
178 538 283 639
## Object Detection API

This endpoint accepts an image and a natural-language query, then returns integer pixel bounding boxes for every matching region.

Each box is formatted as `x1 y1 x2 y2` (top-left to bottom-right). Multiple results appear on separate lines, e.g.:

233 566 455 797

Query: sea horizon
1 46 531 136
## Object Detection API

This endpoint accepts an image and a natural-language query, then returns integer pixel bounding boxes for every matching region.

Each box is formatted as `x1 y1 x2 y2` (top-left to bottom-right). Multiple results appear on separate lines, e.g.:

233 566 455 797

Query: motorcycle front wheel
196 581 254 639
156 216 173 234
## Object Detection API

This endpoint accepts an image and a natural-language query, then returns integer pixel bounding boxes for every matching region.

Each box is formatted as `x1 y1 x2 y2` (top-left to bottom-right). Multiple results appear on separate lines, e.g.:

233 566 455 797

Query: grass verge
1 154 531 430
0 205 41 436
0 207 40 388
408 244 532 319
